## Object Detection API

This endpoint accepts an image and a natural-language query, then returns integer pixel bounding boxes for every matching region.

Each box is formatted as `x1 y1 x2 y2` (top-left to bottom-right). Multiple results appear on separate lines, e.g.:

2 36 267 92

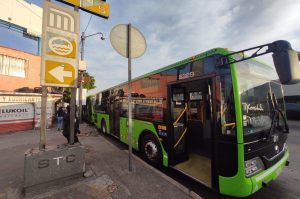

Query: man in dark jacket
56 107 65 130
62 105 80 143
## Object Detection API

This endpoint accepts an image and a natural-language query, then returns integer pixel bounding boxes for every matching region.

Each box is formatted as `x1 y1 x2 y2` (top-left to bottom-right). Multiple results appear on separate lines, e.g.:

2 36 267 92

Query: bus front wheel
141 133 162 166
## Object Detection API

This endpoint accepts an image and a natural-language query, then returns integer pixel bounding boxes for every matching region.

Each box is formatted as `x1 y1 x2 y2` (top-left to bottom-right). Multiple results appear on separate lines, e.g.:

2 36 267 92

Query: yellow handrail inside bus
173 104 187 126
223 122 236 127
174 127 187 148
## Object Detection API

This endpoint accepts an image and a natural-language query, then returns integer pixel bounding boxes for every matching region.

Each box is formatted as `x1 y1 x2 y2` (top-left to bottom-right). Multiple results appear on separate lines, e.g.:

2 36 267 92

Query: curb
124 149 203 199
98 133 203 199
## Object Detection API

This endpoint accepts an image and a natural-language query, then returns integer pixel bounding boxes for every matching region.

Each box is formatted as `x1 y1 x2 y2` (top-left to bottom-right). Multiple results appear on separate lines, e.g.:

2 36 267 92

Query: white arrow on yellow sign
48 65 73 82
44 60 76 87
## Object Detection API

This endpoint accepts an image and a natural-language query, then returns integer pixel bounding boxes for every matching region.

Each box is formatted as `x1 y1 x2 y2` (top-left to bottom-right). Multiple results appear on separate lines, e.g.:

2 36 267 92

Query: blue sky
1 0 300 94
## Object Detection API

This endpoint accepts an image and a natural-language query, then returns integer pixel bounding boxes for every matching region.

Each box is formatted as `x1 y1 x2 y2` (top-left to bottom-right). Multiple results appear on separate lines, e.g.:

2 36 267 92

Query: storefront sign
0 103 34 121
0 96 40 103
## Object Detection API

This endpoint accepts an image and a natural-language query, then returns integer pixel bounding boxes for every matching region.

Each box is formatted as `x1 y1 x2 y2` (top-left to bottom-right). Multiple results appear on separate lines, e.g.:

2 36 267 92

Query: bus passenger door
168 77 214 188
168 87 188 164
111 99 120 138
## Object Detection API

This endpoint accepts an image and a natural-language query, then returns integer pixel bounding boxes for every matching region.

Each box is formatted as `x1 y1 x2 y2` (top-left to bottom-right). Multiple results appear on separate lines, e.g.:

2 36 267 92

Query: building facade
0 45 41 92
0 46 62 134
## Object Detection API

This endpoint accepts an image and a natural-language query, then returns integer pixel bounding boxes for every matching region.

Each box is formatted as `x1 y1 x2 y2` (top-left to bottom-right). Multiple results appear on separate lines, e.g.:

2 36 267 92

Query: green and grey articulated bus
84 40 300 197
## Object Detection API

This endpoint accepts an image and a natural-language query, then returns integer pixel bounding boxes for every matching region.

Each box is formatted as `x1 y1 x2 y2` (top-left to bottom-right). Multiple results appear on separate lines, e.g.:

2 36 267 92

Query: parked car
285 103 300 120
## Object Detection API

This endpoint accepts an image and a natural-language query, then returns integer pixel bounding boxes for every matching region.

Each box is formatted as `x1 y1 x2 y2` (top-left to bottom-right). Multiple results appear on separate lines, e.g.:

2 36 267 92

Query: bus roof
92 47 229 95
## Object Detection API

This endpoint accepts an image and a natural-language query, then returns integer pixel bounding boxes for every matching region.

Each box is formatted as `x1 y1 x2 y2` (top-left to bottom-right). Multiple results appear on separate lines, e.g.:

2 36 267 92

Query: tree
62 72 96 103
81 71 96 90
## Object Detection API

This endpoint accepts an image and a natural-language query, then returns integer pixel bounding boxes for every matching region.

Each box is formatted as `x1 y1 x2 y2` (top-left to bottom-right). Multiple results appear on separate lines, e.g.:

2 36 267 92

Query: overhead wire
83 15 93 34
16 0 42 18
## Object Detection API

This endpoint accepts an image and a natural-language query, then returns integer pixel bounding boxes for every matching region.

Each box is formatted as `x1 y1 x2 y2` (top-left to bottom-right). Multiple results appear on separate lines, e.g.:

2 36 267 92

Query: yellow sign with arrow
45 60 76 85
58 0 109 19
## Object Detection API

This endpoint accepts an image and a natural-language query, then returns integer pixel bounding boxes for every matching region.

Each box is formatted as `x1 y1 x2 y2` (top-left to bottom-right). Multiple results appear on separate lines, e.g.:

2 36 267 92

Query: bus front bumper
250 149 289 194
219 149 289 197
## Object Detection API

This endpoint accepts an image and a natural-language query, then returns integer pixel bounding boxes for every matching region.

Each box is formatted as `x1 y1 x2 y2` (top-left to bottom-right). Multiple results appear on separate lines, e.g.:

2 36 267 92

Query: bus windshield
235 59 286 136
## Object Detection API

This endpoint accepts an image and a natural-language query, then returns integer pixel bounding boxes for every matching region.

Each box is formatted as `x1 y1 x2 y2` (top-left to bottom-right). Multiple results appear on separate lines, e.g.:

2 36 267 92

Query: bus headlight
245 157 265 177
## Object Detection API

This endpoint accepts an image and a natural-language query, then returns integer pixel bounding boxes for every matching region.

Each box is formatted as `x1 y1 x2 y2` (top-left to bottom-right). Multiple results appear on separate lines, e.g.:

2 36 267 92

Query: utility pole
78 32 85 123
127 23 133 172
69 5 80 145
39 86 47 150
78 31 104 123
110 23 146 172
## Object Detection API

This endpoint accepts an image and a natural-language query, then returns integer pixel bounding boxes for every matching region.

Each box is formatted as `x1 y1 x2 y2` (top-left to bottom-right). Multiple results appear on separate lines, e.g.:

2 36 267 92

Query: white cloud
83 0 300 95
2 0 299 95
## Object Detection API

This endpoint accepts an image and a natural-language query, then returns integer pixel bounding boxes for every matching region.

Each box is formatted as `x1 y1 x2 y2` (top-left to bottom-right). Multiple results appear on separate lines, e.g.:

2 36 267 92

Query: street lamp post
79 32 104 123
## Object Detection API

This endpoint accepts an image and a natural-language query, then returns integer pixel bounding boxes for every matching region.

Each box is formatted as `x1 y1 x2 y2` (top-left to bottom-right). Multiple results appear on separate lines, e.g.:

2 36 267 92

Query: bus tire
141 133 162 166
101 120 107 134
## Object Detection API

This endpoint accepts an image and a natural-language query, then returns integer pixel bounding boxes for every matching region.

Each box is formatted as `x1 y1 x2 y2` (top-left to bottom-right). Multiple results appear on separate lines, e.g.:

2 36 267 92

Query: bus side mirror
272 40 300 84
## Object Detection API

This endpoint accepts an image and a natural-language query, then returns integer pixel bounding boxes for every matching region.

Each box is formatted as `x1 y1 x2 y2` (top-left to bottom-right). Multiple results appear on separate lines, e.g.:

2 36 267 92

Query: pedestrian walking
56 107 64 130
62 105 80 144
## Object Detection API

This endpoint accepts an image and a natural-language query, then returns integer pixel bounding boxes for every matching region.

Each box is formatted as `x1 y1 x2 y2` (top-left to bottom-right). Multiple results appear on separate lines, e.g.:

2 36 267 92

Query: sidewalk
0 123 201 199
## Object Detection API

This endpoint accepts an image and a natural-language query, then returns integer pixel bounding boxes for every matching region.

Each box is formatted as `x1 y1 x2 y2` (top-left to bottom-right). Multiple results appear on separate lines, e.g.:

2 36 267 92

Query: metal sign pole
78 32 85 123
69 5 79 145
127 23 133 172
110 24 146 172
69 88 76 144
78 73 83 123
39 0 51 151
39 86 47 150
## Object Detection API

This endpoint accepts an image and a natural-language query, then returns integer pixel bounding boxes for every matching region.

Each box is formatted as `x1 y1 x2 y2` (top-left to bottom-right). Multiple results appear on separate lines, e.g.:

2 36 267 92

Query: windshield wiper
265 92 289 142
271 92 289 134
264 92 289 141
277 108 289 134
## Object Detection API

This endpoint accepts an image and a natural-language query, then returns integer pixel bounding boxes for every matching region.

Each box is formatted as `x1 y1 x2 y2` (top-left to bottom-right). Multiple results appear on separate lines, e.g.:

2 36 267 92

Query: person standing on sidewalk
56 107 65 131
62 105 80 143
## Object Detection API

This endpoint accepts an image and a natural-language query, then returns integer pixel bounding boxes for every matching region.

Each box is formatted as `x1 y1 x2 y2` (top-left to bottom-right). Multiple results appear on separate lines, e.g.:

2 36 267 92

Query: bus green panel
230 62 244 144
218 62 252 197
91 107 96 124
119 117 168 167
250 150 289 194
96 113 110 133
219 150 289 197
219 143 252 197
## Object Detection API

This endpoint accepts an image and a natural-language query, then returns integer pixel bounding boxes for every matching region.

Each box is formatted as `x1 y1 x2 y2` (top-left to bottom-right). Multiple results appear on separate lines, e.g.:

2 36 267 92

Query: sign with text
24 145 85 188
58 0 109 19
41 1 79 87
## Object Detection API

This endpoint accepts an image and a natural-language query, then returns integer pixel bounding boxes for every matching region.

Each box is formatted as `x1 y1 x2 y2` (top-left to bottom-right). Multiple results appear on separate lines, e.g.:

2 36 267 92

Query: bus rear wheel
101 120 107 134
141 133 162 166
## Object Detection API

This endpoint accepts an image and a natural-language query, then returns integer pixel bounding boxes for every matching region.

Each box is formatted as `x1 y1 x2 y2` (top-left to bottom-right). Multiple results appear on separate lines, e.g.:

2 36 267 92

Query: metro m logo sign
41 1 79 88
48 7 75 33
